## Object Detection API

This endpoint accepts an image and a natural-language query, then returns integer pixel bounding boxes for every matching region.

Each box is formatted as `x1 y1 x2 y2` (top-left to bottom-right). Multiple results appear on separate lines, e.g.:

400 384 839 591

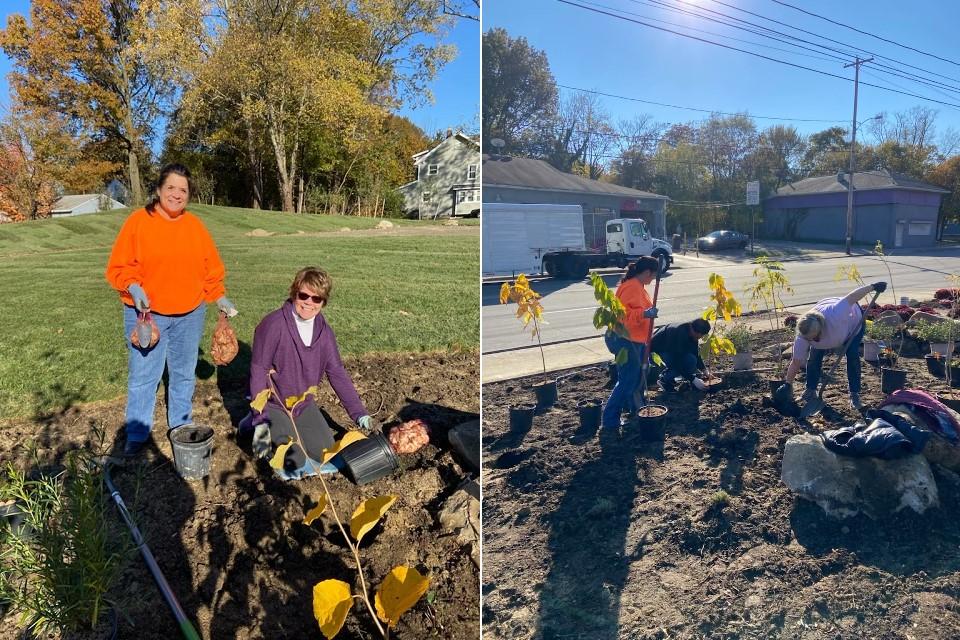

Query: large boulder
906 310 950 328
781 433 939 519
438 478 479 567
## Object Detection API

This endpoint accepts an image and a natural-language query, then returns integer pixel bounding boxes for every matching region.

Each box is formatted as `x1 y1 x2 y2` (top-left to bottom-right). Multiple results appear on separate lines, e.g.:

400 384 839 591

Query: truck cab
605 218 674 273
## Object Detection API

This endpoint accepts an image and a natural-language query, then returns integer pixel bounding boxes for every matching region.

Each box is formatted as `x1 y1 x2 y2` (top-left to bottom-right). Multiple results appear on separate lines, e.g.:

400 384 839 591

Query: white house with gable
397 130 480 219
50 194 125 217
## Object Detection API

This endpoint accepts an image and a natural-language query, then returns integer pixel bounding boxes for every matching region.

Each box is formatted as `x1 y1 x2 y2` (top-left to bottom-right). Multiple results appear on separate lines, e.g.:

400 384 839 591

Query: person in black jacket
651 318 711 392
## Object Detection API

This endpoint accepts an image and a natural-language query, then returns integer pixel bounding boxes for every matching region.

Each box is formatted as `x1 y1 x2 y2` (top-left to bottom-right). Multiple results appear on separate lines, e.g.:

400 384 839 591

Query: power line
768 0 960 68
636 0 960 93
555 0 960 110
557 84 848 123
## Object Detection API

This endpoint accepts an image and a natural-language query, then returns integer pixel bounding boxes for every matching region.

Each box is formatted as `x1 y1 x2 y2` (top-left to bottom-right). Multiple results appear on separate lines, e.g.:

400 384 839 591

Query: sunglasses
296 291 324 304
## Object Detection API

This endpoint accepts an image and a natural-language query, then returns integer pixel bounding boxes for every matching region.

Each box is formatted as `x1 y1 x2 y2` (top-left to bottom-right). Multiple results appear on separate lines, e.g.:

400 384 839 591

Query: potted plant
725 323 754 371
500 274 556 411
913 319 959 357
864 320 897 362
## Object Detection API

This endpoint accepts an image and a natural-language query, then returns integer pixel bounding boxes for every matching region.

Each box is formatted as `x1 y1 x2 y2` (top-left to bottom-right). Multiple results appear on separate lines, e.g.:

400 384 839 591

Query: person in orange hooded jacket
601 256 659 432
106 163 237 457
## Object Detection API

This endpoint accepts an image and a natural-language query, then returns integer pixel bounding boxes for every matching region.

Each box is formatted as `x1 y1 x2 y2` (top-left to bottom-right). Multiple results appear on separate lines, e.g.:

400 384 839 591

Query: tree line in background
0 0 478 220
482 27 960 237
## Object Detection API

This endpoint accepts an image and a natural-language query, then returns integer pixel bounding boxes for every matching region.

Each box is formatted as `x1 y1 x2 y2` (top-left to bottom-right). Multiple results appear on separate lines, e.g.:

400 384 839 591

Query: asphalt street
482 246 960 353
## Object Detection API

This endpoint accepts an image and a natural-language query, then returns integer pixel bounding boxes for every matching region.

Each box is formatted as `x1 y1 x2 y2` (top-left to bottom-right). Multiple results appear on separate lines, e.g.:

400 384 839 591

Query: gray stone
875 310 904 327
906 310 950 328
781 433 939 519
449 419 480 472
438 478 479 567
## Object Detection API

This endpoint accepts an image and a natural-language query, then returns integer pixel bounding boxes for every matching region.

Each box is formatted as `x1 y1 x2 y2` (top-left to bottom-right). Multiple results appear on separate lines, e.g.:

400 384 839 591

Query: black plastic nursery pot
880 367 907 394
634 404 668 442
576 399 603 431
339 433 400 486
509 403 536 433
169 424 215 480
533 379 558 409
926 354 946 378
937 393 960 413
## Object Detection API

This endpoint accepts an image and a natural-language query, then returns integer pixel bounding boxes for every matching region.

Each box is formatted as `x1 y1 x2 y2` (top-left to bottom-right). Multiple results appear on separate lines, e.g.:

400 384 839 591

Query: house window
467 164 478 180
422 192 432 203
908 221 933 236
457 191 467 203
427 164 439 176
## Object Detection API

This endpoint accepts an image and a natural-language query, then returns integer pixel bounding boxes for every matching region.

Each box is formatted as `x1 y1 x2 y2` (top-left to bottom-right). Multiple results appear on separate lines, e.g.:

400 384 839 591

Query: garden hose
103 464 201 640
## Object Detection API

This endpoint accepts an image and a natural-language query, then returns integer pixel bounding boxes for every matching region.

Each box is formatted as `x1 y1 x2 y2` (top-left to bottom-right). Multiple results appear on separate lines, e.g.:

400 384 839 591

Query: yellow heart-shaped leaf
350 495 397 544
320 431 367 464
250 388 271 414
303 495 328 526
269 439 293 470
313 579 353 638
374 566 430 627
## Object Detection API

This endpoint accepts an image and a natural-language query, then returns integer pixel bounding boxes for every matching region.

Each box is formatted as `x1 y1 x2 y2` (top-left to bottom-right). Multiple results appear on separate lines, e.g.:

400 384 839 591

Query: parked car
696 229 749 251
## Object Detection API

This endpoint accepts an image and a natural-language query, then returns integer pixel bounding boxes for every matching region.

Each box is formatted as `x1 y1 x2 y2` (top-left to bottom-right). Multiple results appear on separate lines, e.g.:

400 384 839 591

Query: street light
844 113 883 255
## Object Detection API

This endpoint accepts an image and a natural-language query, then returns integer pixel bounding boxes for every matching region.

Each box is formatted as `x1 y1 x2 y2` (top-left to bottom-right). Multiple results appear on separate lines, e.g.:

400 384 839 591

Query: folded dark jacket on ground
821 409 931 459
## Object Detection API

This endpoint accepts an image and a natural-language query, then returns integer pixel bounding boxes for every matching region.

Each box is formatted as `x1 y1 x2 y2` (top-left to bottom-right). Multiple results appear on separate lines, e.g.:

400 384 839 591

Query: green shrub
913 320 960 343
865 320 897 342
0 445 127 635
723 323 753 352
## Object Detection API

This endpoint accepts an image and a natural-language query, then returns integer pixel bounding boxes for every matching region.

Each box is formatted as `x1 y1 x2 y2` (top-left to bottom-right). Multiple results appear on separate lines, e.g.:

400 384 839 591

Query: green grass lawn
0 205 479 420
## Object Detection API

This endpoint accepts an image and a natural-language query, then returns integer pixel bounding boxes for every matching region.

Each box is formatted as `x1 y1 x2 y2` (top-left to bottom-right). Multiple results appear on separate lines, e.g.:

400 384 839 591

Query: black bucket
534 380 558 409
633 404 668 442
339 433 400 486
509 404 536 433
577 400 602 431
926 354 946 378
169 425 215 480
880 367 907 394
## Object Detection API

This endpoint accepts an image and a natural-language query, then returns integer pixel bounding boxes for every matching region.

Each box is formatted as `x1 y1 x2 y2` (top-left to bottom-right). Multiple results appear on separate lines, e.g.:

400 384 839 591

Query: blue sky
483 0 960 145
0 2 479 138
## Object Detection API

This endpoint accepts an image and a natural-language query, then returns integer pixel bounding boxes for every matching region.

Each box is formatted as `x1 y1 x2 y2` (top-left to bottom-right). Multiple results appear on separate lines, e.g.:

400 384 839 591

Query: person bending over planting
602 256 659 432
651 318 713 392
246 267 377 480
106 163 237 458
777 282 887 411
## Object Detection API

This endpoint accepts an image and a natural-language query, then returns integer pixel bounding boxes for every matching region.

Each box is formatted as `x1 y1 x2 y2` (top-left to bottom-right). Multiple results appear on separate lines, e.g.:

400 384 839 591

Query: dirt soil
482 329 960 640
0 351 479 640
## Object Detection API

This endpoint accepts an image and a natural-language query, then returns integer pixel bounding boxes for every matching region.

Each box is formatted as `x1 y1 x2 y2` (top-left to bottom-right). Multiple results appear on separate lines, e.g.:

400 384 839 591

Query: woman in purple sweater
248 267 374 478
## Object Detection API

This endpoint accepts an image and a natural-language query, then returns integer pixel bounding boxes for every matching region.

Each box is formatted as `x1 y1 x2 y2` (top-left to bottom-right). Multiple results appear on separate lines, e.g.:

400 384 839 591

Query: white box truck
482 203 673 279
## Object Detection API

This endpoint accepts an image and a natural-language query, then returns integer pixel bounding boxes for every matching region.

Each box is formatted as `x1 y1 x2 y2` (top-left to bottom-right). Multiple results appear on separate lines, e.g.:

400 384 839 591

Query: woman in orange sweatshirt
106 164 237 457
601 256 659 432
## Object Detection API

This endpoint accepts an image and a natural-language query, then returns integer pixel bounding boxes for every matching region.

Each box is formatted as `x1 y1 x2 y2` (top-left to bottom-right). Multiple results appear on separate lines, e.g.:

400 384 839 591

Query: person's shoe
122 439 146 457
658 375 676 393
849 393 863 410
692 377 709 391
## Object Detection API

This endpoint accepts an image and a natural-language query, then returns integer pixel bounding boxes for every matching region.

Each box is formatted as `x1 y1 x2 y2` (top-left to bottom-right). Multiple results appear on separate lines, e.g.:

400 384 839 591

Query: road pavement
483 244 960 354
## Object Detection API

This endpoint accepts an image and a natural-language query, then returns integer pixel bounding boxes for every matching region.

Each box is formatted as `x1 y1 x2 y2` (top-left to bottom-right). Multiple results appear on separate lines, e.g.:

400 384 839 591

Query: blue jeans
602 332 645 429
804 321 865 394
123 304 206 443
660 351 698 383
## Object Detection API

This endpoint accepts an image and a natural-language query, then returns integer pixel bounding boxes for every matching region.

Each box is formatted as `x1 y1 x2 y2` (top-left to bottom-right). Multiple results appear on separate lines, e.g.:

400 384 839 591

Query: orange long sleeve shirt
105 208 226 315
616 278 653 343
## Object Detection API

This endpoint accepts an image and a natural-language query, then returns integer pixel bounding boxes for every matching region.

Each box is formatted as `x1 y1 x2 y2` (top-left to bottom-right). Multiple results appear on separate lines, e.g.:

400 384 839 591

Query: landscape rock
875 310 904 327
375 220 395 230
781 433 939 519
439 478 480 567
449 419 480 472
906 310 950 328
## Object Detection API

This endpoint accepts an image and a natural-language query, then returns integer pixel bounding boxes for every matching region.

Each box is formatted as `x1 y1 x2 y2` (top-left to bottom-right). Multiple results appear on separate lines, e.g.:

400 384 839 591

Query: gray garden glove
358 415 379 433
128 283 150 311
643 306 658 319
252 422 272 459
216 296 238 317
872 282 887 293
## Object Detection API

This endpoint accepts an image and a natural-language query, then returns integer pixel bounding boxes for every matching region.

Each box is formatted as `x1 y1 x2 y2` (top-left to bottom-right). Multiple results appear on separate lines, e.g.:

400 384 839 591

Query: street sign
746 181 760 206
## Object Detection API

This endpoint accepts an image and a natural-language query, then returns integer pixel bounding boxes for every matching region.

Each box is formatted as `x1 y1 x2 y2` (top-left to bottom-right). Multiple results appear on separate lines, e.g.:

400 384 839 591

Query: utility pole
844 56 873 255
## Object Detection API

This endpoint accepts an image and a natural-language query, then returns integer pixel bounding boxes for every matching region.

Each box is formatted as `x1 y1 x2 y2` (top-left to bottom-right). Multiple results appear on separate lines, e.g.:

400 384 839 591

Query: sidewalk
481 287 934 384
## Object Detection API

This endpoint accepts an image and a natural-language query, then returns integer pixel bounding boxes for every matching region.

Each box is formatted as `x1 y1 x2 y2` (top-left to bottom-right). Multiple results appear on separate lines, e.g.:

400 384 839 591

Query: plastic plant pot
577 400 602 431
339 433 400 486
533 379 558 410
925 354 946 378
862 340 881 362
634 404 668 442
937 393 960 413
732 352 753 371
509 404 536 433
169 425 215 480
880 367 907 394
